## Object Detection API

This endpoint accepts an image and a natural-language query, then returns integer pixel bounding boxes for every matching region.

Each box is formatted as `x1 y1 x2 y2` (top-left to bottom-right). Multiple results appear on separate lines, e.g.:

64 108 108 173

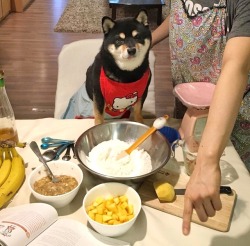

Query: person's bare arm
182 36 250 236
151 15 170 47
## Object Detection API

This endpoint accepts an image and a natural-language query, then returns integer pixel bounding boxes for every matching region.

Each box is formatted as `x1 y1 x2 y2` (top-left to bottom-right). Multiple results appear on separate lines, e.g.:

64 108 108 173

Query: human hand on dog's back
151 16 170 48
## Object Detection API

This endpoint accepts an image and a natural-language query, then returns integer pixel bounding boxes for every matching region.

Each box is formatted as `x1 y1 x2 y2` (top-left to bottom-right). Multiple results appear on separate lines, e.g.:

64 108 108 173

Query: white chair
54 39 156 119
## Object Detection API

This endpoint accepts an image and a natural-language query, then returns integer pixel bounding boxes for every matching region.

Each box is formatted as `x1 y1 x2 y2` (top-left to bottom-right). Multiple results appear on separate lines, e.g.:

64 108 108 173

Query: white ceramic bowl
83 182 141 237
28 160 83 208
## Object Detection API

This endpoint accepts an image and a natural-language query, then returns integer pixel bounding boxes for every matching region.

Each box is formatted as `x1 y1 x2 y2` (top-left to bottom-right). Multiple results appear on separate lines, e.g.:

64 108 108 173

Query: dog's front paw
95 118 104 125
134 115 144 124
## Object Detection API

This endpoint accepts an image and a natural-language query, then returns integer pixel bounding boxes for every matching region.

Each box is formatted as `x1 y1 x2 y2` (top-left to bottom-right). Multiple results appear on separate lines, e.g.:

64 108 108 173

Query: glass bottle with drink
0 70 19 147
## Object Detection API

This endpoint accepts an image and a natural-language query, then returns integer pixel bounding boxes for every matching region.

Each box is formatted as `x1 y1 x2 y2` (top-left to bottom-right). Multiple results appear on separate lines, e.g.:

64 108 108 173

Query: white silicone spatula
116 115 169 160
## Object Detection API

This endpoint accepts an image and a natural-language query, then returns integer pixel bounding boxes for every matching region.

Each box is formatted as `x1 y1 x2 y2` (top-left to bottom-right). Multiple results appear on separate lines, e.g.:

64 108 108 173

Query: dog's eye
115 39 124 46
134 34 142 40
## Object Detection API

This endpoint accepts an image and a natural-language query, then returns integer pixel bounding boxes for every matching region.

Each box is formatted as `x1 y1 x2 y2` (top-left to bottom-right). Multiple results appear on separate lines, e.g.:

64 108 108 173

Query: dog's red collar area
100 67 150 117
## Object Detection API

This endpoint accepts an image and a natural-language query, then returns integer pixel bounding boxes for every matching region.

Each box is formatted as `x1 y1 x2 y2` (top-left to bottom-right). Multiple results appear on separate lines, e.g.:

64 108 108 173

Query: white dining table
6 118 250 246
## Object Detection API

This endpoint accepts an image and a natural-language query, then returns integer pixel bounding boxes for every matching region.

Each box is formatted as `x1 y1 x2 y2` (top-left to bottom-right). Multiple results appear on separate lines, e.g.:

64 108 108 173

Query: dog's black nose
127 47 136 56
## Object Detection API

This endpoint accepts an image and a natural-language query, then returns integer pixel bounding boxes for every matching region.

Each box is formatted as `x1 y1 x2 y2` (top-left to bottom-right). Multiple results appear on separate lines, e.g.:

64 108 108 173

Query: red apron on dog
100 67 150 117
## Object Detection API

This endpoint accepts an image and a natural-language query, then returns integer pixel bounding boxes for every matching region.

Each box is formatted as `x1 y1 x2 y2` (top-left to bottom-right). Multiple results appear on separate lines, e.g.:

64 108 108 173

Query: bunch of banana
0 148 12 186
0 148 3 166
0 146 25 208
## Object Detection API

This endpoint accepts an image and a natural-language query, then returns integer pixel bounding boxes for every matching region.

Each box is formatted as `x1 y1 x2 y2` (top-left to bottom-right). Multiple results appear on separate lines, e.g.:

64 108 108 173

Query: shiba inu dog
63 10 152 125
86 9 152 125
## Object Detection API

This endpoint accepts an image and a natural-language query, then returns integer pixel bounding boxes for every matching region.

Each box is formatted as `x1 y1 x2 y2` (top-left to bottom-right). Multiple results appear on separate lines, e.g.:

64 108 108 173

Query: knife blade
175 186 232 195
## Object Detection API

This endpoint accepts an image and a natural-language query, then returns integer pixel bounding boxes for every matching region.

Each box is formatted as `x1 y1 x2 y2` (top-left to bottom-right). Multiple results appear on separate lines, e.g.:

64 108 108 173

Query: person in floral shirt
152 0 250 235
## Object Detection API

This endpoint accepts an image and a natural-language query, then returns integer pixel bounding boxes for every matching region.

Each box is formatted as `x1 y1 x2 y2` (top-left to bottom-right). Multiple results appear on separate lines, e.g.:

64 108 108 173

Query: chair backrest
54 39 156 119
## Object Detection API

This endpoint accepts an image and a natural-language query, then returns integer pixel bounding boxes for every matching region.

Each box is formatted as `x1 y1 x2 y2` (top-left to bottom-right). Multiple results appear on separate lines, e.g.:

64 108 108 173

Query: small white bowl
83 182 141 237
28 160 83 208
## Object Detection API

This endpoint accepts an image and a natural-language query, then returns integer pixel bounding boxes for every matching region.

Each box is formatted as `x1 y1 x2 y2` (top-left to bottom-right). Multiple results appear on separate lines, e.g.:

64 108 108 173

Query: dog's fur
85 10 152 125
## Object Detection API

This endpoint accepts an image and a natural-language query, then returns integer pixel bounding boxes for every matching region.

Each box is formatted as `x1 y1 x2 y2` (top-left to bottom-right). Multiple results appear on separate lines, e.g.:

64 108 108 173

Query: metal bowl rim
75 120 171 180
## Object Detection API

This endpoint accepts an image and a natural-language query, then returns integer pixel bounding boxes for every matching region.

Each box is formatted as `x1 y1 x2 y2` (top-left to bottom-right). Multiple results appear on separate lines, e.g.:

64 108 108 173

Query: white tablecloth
8 118 250 245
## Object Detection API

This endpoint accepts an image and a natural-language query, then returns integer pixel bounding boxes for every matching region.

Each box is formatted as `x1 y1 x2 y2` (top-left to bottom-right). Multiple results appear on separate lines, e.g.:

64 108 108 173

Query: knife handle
220 186 232 194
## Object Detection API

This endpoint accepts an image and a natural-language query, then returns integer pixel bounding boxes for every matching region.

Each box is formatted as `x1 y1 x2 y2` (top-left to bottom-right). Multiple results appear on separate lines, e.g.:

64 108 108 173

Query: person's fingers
212 194 222 211
202 198 216 217
194 195 222 222
182 196 193 235
193 200 208 222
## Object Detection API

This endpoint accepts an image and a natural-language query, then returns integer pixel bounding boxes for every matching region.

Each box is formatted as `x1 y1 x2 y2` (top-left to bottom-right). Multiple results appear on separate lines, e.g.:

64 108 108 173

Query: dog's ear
102 16 115 34
135 10 149 27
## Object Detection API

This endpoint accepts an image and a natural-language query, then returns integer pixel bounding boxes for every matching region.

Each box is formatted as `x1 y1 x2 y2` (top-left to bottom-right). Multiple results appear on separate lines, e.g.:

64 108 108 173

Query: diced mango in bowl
86 195 134 225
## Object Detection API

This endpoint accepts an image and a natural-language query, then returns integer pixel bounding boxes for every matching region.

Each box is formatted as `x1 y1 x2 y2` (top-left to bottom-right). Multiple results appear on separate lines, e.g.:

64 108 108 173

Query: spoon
70 144 77 159
62 144 72 161
41 137 74 144
42 143 70 162
116 115 169 160
41 141 74 150
30 141 59 183
42 145 64 161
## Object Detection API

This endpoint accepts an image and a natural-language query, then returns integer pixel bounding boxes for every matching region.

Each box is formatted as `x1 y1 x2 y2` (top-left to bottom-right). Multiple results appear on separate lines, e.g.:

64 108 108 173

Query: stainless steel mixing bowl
75 121 171 190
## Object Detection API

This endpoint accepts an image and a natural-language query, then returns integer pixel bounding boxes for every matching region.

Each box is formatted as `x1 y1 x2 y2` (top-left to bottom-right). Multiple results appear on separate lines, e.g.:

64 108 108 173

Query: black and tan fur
86 10 152 125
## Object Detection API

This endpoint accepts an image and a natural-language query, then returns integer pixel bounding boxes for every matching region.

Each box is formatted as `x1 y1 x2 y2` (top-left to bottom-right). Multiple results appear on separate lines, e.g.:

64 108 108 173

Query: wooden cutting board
138 166 237 232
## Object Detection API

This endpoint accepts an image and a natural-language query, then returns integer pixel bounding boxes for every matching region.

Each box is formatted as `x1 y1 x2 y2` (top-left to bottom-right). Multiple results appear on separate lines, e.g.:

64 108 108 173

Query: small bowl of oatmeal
28 160 83 208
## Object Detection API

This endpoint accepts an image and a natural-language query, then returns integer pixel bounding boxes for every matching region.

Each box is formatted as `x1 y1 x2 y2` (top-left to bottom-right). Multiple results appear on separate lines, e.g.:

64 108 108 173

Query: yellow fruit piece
4 148 11 161
113 197 120 204
91 208 98 214
118 208 127 216
95 213 103 223
103 215 112 222
108 219 115 225
126 204 134 215
0 153 25 208
86 195 134 225
127 214 134 220
86 205 95 212
93 196 104 207
112 214 119 220
120 201 128 209
16 142 27 148
96 204 105 214
0 149 12 187
106 195 113 201
10 147 19 157
153 181 176 202
118 214 127 223
105 200 113 207
106 211 112 216
0 148 3 167
106 203 117 213
0 159 12 187
88 211 95 220
119 195 128 203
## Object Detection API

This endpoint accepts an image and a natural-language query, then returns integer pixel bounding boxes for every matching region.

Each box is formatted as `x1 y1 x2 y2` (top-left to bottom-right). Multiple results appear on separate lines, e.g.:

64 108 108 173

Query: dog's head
101 10 151 71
